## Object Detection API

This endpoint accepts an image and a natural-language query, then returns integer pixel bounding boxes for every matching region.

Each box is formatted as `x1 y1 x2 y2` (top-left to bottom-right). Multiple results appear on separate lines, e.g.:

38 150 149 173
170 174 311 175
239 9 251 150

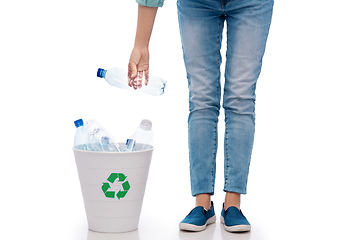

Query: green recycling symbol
101 173 130 200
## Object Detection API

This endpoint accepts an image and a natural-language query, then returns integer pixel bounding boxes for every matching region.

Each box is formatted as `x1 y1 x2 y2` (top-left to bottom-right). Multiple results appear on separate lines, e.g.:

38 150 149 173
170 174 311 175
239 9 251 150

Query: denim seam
217 16 223 111
211 123 217 193
218 11 228 192
210 16 223 195
224 115 229 191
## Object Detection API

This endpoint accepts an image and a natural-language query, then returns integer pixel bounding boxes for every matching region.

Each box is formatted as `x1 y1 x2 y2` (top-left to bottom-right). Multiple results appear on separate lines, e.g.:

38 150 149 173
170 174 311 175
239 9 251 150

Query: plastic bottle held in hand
97 67 167 96
124 119 153 152
85 119 121 152
74 119 94 151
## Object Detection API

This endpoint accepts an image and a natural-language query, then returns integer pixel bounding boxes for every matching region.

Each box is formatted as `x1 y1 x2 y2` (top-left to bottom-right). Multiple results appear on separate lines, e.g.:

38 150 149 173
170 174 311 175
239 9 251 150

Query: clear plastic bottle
101 136 120 152
97 67 167 96
124 119 153 152
123 139 136 152
74 119 94 151
85 119 121 152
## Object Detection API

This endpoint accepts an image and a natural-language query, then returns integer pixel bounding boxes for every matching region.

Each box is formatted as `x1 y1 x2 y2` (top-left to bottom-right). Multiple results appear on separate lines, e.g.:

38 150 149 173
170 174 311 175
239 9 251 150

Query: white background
1 0 359 239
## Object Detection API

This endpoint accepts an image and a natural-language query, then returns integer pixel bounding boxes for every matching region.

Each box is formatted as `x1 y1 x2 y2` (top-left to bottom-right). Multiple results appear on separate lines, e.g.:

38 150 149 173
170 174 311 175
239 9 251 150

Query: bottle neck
139 119 152 131
140 124 151 131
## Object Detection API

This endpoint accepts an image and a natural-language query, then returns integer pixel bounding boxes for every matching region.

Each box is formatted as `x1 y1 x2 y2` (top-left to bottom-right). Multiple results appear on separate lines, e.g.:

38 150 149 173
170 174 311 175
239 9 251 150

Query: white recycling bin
73 143 153 233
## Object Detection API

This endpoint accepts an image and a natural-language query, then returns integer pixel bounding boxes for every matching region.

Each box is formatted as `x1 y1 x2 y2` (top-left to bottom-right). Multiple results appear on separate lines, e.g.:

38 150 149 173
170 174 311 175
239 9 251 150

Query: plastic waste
123 139 136 152
84 119 121 152
97 67 167 96
74 119 95 151
101 136 120 152
124 119 153 152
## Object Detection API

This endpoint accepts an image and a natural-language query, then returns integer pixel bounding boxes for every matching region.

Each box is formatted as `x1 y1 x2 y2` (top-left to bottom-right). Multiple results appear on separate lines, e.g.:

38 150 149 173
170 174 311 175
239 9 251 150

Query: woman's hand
127 5 158 90
128 46 149 89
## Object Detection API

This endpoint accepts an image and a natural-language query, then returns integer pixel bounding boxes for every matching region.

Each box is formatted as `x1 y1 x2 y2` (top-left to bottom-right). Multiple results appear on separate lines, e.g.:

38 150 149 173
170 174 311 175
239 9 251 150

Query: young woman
128 0 274 232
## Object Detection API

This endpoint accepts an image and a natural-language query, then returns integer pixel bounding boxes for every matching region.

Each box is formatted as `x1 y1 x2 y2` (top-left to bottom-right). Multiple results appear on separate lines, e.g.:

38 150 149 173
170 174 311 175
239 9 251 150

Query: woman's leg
223 0 274 197
178 0 225 203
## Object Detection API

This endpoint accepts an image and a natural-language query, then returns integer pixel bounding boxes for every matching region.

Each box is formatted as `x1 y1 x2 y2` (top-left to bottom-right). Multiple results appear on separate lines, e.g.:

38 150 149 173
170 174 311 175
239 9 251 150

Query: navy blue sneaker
179 201 216 231
221 204 251 232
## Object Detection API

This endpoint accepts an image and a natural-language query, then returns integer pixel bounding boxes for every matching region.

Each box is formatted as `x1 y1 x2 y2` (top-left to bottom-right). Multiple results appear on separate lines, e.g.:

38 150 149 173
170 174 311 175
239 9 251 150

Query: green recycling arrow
101 173 131 200
101 182 110 193
107 173 118 183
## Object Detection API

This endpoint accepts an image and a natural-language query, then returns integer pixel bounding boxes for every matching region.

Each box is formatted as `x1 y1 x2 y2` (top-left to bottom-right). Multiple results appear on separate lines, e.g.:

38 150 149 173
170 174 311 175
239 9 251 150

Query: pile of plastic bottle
73 119 153 152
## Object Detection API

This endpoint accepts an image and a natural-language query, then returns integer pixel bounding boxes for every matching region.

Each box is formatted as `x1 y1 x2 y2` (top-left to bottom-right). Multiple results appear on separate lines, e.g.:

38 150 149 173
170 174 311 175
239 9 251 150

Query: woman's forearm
134 5 158 48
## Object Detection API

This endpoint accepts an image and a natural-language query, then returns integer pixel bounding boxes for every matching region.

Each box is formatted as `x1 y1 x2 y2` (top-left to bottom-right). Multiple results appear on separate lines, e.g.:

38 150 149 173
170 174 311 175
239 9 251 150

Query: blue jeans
177 0 274 196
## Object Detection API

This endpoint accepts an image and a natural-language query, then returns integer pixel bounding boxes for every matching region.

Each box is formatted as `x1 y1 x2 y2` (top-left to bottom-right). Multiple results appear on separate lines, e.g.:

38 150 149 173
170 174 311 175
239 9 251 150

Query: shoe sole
220 216 251 232
179 215 216 232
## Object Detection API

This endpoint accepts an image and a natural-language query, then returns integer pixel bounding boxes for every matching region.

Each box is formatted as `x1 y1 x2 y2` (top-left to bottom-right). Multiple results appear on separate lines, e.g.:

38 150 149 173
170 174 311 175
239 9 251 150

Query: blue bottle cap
74 119 84 128
97 68 106 78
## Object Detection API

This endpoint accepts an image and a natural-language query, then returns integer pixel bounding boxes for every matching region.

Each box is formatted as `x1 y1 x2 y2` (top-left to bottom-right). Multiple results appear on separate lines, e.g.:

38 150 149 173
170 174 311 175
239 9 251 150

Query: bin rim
72 147 153 154
72 142 153 154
